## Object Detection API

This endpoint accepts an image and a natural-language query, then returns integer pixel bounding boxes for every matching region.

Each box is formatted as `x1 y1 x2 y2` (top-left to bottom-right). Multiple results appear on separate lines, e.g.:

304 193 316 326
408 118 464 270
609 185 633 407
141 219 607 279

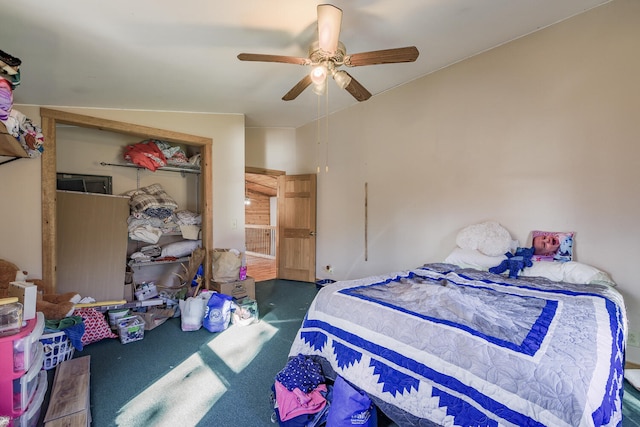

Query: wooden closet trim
40 107 213 295
245 166 285 176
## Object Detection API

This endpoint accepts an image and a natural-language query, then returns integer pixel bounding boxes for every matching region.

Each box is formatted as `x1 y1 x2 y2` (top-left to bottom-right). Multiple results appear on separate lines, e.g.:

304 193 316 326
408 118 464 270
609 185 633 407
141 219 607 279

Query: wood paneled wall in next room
245 190 270 225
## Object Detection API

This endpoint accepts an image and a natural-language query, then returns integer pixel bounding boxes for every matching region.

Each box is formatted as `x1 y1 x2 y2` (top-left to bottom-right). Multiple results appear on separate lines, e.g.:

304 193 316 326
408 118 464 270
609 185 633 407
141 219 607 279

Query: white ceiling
0 0 610 129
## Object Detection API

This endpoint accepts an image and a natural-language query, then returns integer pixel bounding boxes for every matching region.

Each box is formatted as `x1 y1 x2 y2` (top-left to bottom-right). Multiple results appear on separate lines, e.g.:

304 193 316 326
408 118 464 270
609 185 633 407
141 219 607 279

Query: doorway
245 168 318 283
244 168 282 281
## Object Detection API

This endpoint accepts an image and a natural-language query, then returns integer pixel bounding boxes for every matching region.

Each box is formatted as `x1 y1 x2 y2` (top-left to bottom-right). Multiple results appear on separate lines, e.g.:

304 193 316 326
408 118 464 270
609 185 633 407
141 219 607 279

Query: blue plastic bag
326 376 377 426
202 292 233 332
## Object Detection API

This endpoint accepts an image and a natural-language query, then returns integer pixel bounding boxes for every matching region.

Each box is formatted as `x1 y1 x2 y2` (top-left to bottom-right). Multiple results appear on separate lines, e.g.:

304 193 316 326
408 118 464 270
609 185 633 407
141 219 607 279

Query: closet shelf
100 161 200 175
128 256 190 268
0 122 29 159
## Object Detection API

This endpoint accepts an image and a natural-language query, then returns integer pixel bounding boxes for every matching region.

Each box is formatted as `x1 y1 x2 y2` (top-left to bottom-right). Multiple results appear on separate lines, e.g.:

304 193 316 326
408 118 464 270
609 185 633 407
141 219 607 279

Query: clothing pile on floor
271 354 377 427
272 354 330 426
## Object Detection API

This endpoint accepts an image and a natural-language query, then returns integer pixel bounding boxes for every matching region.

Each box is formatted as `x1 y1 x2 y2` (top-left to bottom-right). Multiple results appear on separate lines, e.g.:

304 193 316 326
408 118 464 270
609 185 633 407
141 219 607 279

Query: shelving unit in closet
38 107 213 296
0 122 29 165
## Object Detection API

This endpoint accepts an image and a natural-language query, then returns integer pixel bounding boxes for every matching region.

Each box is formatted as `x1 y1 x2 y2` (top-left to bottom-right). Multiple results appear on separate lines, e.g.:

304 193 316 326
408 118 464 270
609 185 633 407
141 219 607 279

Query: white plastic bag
179 293 211 331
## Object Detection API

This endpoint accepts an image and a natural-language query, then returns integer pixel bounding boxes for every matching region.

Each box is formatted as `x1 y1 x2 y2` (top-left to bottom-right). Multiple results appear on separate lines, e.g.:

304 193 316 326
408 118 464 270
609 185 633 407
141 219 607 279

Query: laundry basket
40 330 75 370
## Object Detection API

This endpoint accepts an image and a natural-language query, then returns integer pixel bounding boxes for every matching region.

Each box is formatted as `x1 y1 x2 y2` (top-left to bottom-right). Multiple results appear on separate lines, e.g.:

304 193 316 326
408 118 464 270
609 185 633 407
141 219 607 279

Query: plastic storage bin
117 315 145 344
12 348 43 412
11 371 47 427
108 308 130 330
40 330 75 371
0 313 45 421
0 298 23 337
12 313 44 374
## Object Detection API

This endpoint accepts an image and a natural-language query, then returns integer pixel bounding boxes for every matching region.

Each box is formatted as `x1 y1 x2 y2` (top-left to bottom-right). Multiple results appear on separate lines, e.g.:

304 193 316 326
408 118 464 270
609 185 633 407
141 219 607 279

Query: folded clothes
275 381 327 422
62 323 86 351
144 207 173 219
0 79 13 121
0 68 20 89
130 252 152 262
175 210 201 225
140 244 162 257
45 315 82 331
0 50 21 90
44 316 86 351
129 224 162 244
0 49 21 67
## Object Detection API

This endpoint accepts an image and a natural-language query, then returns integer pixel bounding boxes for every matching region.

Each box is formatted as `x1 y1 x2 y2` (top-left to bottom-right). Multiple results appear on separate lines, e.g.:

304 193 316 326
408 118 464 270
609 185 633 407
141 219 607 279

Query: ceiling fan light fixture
317 4 342 54
333 70 351 89
310 64 328 85
238 4 418 103
312 79 327 96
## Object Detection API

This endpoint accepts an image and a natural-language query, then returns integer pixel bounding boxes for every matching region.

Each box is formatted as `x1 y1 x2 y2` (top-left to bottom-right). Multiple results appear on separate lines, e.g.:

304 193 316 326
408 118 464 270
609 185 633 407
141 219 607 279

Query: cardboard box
210 276 255 300
134 282 158 301
139 307 175 330
9 281 37 320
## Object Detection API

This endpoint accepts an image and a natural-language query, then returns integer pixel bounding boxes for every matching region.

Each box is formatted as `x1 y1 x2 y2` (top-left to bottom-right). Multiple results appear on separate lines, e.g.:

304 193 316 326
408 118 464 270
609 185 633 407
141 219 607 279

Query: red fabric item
274 380 327 422
73 308 117 345
124 140 167 171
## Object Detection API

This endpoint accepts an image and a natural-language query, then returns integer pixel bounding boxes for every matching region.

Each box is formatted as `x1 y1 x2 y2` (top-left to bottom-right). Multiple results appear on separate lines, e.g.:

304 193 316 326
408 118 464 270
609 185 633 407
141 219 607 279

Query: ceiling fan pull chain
316 94 321 174
325 83 329 173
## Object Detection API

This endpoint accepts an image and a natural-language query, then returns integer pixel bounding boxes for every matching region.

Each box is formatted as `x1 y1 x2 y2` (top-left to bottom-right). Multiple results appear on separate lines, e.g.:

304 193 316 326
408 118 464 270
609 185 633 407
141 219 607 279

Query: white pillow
160 240 201 258
444 247 507 270
455 221 512 257
521 261 616 286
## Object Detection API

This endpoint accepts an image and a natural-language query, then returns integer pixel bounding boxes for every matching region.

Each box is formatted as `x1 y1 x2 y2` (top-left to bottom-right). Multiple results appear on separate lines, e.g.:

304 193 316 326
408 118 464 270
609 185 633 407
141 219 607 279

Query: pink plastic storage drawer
11 370 47 427
12 347 43 413
12 313 44 373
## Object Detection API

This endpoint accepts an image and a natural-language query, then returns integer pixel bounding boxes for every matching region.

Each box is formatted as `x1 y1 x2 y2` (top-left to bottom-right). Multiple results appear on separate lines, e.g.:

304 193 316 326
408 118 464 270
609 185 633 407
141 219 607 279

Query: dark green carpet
43 279 321 426
625 380 640 426
40 279 640 426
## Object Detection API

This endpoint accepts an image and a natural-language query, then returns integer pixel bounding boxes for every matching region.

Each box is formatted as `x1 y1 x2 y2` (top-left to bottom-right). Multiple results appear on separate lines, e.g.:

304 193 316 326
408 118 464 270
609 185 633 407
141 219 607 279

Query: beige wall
245 127 299 173
0 105 43 279
0 106 246 279
297 1 640 359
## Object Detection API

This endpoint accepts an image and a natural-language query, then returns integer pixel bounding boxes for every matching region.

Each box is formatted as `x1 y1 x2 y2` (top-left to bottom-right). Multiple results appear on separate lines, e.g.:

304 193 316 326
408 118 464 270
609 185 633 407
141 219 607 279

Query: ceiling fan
237 4 419 102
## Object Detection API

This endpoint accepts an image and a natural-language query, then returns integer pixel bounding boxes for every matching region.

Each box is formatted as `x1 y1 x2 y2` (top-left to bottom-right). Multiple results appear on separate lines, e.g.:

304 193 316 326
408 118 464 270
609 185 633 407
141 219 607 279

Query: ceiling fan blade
344 46 419 67
317 4 342 54
283 75 313 101
237 53 310 65
342 72 372 102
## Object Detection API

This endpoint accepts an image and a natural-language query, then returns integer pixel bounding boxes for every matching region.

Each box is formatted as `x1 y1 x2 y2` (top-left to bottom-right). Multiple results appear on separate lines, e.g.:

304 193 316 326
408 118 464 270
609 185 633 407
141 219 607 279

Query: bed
287 263 626 426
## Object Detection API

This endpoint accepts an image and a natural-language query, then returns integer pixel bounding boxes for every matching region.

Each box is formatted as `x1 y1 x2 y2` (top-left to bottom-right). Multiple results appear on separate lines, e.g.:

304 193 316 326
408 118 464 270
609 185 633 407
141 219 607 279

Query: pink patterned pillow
531 230 574 263
74 308 117 345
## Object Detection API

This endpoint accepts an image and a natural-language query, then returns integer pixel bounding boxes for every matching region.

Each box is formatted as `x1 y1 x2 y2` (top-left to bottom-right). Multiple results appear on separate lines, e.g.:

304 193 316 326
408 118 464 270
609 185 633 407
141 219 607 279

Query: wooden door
57 191 129 301
277 174 317 282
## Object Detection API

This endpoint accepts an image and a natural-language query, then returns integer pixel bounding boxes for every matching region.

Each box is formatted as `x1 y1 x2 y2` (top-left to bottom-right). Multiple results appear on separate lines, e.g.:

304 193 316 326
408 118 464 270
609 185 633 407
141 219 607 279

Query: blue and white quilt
288 263 626 426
